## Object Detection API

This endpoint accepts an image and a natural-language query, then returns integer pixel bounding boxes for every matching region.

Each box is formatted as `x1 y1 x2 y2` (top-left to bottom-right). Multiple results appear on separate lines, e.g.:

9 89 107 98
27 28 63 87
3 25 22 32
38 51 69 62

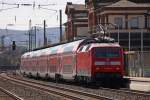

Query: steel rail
1 74 112 100
7 74 150 99
8 74 150 99
0 87 23 100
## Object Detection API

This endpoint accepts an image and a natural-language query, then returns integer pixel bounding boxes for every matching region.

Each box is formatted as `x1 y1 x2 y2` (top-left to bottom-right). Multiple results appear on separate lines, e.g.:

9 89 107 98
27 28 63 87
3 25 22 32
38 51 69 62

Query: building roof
106 0 150 8
130 0 150 3
86 0 150 3
71 4 86 11
65 2 87 14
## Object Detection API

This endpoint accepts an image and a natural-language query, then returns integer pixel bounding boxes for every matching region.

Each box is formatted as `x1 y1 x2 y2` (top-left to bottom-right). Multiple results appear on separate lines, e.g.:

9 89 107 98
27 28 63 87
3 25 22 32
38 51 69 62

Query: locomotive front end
91 44 124 81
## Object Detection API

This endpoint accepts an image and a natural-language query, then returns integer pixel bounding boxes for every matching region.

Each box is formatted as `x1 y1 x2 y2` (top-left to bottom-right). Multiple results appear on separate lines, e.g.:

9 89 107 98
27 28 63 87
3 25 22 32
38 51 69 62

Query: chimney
67 2 72 5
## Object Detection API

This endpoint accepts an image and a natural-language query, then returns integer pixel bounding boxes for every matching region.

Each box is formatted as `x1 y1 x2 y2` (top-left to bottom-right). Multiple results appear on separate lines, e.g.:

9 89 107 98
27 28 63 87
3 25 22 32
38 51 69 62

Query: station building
85 0 150 77
64 2 89 41
85 0 150 76
85 0 150 51
63 0 150 77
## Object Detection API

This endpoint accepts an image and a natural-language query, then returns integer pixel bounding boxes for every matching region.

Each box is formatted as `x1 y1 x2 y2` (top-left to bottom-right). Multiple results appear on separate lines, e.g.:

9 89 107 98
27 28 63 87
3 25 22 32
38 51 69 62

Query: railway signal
12 41 16 50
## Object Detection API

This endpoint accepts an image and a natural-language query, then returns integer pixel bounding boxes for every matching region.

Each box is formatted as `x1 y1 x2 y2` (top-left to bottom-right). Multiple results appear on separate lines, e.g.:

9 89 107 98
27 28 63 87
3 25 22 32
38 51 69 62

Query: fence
125 51 150 77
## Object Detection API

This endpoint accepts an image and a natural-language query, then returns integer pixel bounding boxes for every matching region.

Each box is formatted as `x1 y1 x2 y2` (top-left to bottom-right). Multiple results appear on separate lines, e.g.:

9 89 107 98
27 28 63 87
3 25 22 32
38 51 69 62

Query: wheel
55 74 61 82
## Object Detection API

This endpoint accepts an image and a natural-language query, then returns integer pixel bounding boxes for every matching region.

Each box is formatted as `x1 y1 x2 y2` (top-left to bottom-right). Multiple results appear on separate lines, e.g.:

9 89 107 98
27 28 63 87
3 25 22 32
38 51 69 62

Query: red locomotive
20 38 124 84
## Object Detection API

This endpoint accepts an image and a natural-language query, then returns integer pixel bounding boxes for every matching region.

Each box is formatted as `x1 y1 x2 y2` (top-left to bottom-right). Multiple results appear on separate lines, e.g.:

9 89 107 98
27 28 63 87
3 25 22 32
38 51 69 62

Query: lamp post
59 9 62 43
29 19 32 51
5 23 15 49
141 28 144 76
117 25 120 44
43 20 47 46
128 25 131 51
35 21 48 47
34 26 36 48
29 26 36 50
35 26 42 48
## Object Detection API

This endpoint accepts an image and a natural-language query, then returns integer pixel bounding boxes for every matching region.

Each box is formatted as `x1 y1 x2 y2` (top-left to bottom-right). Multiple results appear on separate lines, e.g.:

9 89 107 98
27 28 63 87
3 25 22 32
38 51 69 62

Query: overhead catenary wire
0 6 18 12
0 2 57 14
0 1 66 31
0 1 58 28
38 6 57 12
0 2 56 7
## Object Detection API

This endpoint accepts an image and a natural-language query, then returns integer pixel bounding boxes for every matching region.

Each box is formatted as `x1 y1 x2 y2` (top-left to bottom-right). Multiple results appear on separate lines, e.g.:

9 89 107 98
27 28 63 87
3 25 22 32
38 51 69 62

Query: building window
147 17 150 28
130 17 139 29
114 17 123 29
74 13 88 18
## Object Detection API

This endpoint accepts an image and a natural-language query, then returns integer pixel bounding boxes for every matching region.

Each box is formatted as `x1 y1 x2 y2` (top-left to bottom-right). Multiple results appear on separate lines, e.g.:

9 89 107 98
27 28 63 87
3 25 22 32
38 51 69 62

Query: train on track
20 37 125 84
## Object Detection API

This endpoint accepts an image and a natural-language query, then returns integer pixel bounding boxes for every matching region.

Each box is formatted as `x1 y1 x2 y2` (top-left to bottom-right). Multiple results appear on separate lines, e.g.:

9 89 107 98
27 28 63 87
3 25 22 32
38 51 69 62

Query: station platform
125 76 150 92
127 76 150 82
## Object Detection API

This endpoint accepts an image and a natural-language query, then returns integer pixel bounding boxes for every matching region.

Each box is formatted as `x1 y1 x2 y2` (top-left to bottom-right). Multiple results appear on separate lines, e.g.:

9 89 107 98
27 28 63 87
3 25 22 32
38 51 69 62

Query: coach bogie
35 72 40 78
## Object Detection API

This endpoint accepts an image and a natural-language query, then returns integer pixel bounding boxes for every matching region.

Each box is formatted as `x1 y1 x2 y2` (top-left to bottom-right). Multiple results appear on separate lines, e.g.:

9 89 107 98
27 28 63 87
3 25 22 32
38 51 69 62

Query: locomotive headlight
96 67 100 70
95 61 105 65
116 67 120 70
110 61 121 65
95 61 121 66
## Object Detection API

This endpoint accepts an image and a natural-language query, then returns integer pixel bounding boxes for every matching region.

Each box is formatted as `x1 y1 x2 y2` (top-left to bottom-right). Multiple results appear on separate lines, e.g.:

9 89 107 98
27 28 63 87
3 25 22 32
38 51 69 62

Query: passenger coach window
51 47 59 54
94 48 120 58
64 46 74 52
51 50 57 54
79 46 84 52
85 45 91 51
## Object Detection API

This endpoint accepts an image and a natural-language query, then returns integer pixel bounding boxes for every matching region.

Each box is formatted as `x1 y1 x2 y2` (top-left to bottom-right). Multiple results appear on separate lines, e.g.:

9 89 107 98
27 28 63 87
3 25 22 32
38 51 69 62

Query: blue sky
0 0 84 30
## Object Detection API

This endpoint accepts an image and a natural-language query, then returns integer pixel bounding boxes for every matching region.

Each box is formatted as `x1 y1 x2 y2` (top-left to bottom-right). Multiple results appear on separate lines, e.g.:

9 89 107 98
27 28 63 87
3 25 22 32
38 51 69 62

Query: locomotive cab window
94 48 121 58
85 44 91 51
79 45 91 52
79 46 84 52
63 45 74 53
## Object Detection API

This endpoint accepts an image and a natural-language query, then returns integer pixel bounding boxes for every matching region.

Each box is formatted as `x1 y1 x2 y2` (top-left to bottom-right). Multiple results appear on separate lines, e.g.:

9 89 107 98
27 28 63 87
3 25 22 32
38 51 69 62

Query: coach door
61 45 76 79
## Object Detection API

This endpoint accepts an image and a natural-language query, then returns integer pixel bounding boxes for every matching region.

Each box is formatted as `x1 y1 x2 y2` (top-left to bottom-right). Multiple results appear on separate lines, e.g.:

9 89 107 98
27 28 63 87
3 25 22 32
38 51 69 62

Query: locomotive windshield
94 48 121 58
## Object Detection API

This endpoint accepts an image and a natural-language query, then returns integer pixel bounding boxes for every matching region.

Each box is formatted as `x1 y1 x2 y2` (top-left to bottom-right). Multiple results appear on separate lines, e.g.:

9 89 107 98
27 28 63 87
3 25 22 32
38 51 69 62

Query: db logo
106 58 110 61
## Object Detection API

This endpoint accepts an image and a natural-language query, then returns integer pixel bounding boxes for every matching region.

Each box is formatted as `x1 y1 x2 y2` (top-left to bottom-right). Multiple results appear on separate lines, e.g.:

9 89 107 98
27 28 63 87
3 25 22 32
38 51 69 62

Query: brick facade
64 2 89 41
86 0 150 51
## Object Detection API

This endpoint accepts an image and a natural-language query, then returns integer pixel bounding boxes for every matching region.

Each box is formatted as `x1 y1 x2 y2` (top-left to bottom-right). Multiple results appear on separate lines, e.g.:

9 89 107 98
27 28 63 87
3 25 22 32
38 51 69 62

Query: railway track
8 73 150 100
97 87 150 100
0 87 23 100
0 73 112 100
